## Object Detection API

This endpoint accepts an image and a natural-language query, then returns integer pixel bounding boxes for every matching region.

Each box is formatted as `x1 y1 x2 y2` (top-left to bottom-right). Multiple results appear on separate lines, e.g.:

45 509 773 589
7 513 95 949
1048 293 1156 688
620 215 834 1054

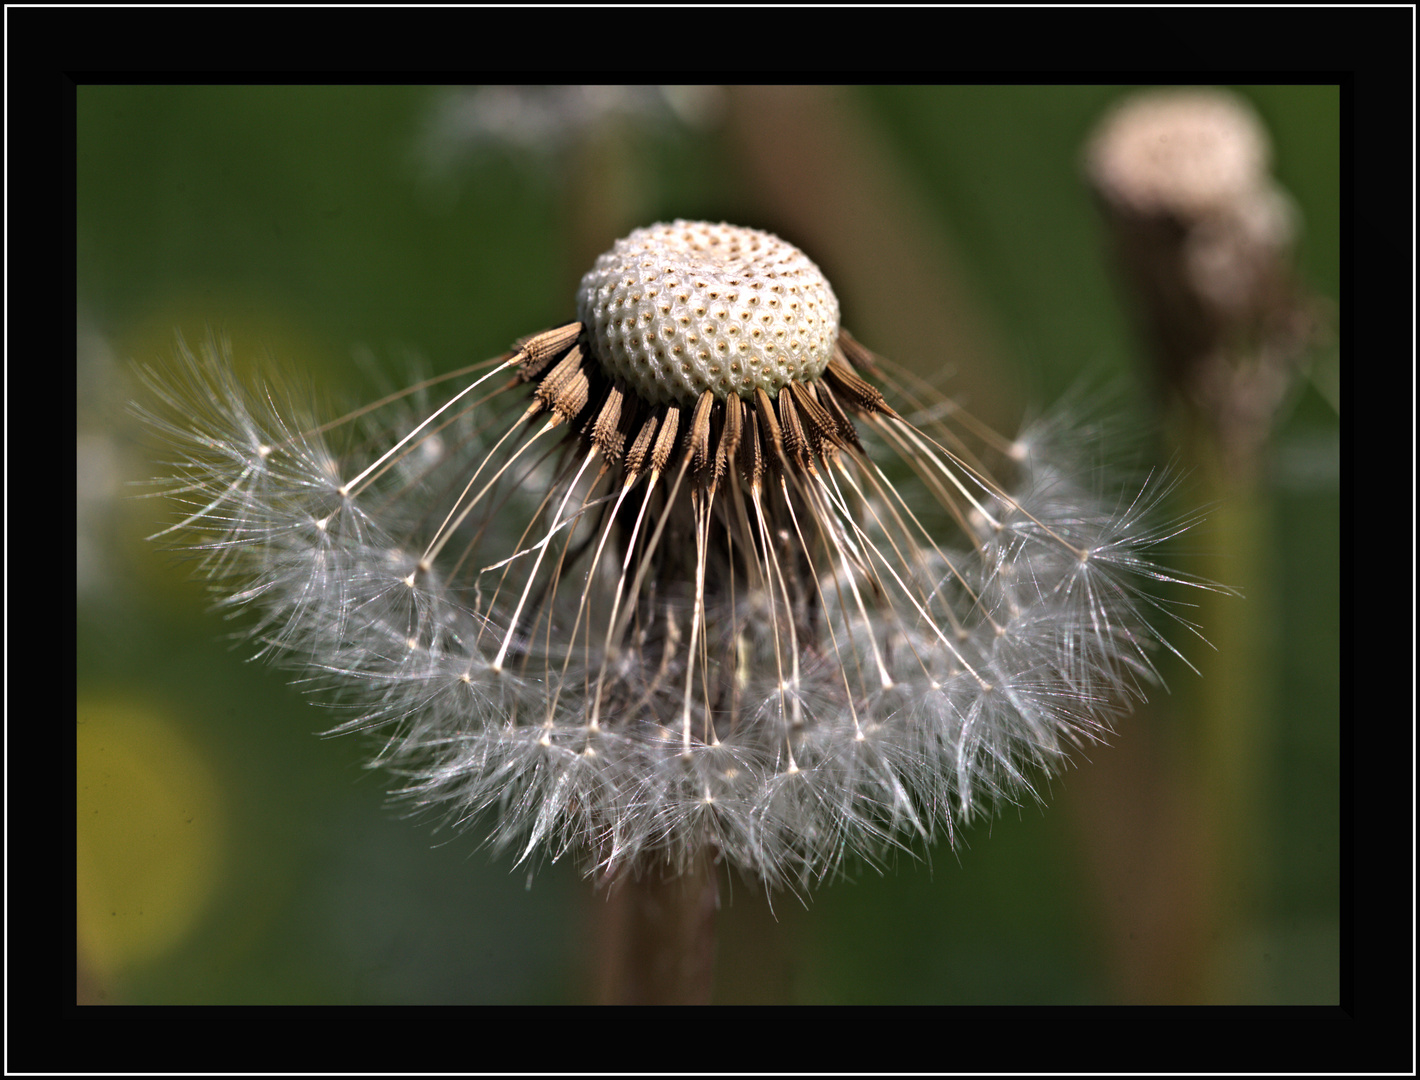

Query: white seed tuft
577 220 840 406
140 270 1223 892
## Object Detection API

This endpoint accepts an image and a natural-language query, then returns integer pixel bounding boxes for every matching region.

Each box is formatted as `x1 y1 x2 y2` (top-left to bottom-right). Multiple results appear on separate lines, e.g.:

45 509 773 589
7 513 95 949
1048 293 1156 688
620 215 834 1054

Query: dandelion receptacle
142 221 1213 894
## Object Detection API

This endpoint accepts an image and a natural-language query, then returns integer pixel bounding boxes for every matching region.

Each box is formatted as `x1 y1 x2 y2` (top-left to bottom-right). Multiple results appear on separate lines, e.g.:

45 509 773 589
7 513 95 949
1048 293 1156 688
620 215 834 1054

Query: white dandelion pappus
141 220 1215 891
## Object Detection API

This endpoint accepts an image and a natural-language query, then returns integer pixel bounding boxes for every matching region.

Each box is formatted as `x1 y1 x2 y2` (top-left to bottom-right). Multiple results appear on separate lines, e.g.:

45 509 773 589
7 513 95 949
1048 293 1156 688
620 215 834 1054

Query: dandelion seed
140 220 1219 892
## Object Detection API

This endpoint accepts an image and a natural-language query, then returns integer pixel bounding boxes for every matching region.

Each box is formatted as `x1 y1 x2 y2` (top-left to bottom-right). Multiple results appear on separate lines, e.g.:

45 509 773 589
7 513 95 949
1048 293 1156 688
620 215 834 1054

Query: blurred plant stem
563 116 650 292
592 857 719 1005
722 84 1017 433
1080 88 1320 1002
1181 422 1279 1000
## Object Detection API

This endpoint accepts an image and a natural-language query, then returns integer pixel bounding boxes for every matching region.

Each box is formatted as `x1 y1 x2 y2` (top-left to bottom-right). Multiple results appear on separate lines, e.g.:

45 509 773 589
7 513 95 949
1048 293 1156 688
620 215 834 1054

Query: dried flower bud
1085 89 1316 477
1086 89 1274 219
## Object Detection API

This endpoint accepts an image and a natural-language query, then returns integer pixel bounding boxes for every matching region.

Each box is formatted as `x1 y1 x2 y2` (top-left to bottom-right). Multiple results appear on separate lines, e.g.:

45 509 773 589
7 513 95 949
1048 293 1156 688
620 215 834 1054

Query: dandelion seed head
141 223 1222 892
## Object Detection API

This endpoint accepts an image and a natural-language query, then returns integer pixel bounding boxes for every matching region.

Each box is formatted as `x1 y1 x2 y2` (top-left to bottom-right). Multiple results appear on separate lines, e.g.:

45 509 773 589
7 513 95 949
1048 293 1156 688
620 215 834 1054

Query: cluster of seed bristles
142 245 1210 891
515 320 891 499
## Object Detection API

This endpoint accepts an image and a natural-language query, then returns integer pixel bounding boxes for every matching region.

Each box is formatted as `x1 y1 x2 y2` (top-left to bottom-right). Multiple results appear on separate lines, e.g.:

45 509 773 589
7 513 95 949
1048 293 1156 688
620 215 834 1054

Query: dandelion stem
593 856 718 1005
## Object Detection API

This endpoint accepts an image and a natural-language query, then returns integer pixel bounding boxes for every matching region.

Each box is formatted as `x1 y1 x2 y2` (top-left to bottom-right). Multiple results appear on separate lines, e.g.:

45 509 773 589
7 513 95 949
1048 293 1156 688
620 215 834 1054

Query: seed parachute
142 221 1216 890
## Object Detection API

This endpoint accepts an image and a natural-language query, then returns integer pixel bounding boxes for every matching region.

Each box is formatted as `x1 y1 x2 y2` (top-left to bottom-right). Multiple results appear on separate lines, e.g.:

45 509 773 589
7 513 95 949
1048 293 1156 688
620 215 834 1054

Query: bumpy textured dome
577 220 841 406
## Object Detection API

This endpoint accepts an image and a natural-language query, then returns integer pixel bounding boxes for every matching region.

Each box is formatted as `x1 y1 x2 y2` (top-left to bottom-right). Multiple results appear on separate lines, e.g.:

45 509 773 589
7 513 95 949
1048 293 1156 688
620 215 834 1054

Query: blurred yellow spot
76 699 224 977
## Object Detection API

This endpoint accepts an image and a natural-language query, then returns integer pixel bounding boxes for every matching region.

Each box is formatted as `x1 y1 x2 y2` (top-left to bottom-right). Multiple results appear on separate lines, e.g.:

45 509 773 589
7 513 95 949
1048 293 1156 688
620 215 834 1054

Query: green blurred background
77 85 1338 1005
